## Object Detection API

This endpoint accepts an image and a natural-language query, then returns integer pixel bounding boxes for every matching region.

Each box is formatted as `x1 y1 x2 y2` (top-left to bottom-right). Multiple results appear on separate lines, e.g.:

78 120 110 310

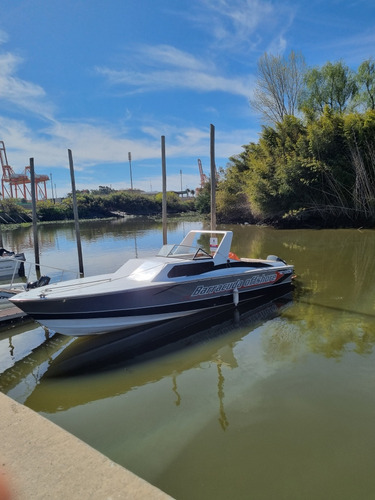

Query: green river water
1 218 375 499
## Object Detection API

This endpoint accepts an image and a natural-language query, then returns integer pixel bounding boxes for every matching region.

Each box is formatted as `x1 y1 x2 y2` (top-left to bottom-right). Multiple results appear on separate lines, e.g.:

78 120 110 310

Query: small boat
0 248 25 278
10 230 294 336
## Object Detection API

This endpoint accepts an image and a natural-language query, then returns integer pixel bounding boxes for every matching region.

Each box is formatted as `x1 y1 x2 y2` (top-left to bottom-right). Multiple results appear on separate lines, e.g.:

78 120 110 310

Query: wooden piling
29 158 40 273
68 149 84 277
161 136 167 245
210 124 216 231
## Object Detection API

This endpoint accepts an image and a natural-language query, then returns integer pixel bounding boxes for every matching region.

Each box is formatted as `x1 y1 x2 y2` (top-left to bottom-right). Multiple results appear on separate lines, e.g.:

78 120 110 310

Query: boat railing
2 258 80 289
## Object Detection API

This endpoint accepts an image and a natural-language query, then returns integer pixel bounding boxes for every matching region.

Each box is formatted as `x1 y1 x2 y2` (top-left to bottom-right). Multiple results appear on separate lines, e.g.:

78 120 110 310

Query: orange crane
0 141 49 201
198 159 208 189
197 158 219 191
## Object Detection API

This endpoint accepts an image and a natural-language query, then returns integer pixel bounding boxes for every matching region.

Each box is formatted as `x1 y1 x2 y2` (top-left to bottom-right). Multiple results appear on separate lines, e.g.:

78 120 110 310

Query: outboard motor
27 275 51 289
0 248 15 256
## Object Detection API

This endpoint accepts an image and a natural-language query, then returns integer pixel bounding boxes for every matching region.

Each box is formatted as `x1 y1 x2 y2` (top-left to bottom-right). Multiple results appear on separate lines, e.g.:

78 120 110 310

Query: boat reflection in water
25 285 293 419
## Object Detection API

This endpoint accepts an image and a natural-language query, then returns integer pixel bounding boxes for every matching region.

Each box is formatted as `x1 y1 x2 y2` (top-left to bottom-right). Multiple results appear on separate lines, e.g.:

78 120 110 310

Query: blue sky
0 0 374 198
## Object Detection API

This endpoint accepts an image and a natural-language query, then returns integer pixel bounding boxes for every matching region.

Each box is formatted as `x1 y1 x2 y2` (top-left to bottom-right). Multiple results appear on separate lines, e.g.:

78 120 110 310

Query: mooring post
210 124 216 231
29 158 40 275
161 135 167 245
68 149 84 277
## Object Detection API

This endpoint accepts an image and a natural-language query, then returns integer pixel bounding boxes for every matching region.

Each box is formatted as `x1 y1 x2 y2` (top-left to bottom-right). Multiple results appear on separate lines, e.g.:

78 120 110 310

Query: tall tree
356 59 375 110
300 61 358 115
250 51 306 125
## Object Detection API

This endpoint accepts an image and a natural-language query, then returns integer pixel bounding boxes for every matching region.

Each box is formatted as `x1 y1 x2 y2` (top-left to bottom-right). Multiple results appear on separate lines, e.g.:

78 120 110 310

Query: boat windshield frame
157 244 213 260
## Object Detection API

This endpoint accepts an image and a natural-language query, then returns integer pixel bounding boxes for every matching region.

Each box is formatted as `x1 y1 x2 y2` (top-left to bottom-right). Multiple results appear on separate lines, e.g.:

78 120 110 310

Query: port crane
197 158 219 191
198 159 208 189
0 141 49 201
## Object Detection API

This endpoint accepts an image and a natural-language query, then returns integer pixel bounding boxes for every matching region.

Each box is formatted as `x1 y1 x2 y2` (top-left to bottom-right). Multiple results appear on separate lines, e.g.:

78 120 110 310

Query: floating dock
0 303 28 326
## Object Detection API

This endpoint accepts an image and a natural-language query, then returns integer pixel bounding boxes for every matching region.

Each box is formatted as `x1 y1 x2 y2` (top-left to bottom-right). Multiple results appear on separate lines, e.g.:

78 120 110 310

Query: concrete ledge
0 392 172 499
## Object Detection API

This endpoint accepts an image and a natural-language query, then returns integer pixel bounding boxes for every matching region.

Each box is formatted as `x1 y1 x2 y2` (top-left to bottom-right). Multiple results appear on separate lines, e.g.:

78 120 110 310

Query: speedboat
10 230 294 336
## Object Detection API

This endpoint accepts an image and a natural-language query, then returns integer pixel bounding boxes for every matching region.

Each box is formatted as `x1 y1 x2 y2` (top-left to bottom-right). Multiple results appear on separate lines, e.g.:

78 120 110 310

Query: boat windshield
158 244 213 260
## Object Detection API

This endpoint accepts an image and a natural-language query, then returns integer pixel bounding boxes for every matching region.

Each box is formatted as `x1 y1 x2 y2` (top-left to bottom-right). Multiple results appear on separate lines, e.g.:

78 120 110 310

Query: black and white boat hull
10 230 294 336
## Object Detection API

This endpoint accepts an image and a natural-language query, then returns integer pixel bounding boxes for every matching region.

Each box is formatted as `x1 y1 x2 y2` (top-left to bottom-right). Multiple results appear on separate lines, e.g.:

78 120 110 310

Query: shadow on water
45 284 294 380
0 327 73 397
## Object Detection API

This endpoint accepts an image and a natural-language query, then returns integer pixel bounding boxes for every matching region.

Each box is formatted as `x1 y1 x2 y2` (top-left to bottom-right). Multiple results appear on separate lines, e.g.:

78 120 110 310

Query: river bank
261 208 375 229
0 392 172 499
2 191 375 230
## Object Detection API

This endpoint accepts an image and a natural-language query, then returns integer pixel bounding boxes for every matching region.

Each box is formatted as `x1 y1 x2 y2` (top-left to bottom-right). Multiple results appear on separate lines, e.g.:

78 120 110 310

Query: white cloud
136 44 213 72
95 0 296 98
0 52 55 120
97 45 253 97
189 0 295 53
0 112 255 197
0 115 227 169
266 34 288 56
200 0 274 42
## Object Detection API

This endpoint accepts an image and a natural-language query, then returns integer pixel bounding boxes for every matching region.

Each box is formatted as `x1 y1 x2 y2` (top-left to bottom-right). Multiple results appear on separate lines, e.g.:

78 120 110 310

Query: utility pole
128 152 133 190
180 169 183 192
